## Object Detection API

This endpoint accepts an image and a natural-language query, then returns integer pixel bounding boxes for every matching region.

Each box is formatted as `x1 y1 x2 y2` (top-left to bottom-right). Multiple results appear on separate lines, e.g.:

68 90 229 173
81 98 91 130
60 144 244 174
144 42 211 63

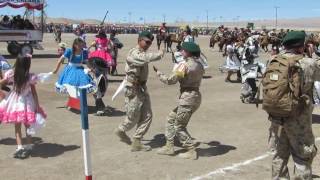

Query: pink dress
0 70 46 125
89 38 114 66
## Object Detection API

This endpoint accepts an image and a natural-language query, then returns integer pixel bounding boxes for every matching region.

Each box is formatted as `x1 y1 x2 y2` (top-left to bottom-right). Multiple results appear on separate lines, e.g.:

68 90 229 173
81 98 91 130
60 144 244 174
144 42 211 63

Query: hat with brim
282 31 306 47
181 42 201 54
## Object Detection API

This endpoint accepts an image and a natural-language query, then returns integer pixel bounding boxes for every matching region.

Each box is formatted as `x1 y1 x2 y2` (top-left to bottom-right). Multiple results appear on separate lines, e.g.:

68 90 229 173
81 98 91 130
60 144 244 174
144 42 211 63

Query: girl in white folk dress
0 55 46 159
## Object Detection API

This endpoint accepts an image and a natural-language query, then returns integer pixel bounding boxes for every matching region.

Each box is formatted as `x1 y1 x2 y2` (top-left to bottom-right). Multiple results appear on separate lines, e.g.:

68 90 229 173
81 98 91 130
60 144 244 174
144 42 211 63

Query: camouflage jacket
125 46 162 87
156 57 204 106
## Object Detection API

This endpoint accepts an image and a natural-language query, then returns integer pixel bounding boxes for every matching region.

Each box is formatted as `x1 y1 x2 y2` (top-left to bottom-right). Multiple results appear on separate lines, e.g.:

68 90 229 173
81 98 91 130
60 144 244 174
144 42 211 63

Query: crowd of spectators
1 15 213 35
46 24 215 35
46 23 162 34
0 15 35 30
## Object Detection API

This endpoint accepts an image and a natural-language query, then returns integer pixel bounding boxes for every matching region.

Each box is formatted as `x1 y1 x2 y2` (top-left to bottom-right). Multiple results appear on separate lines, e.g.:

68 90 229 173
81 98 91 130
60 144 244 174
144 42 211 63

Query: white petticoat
314 81 320 105
220 55 241 72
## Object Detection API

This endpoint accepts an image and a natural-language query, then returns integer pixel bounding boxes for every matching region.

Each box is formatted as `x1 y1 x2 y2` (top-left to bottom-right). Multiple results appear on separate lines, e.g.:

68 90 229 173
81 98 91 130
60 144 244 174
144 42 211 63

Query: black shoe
13 148 24 158
21 148 32 158
13 148 31 159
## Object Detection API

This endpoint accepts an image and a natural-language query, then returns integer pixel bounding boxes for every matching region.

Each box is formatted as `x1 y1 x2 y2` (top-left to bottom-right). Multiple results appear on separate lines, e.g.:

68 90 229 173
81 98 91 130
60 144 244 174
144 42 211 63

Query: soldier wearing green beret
115 31 165 152
265 31 319 179
153 42 204 160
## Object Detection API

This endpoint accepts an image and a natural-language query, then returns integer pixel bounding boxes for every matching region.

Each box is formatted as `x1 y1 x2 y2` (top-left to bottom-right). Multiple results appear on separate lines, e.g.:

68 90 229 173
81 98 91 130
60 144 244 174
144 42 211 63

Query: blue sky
2 0 320 23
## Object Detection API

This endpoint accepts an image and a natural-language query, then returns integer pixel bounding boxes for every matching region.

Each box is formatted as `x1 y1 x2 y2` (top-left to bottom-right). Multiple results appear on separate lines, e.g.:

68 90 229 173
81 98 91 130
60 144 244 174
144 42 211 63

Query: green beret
181 42 201 53
139 31 154 41
282 31 306 46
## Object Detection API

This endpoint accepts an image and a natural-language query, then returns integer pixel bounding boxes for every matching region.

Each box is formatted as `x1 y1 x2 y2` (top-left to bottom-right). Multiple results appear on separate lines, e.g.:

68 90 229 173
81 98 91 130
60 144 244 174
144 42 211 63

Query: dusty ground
0 33 319 180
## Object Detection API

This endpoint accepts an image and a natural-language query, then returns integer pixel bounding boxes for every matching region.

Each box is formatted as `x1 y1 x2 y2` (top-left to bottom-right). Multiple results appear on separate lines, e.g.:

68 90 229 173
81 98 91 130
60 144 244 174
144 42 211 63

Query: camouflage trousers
119 86 152 139
268 105 317 180
165 102 200 148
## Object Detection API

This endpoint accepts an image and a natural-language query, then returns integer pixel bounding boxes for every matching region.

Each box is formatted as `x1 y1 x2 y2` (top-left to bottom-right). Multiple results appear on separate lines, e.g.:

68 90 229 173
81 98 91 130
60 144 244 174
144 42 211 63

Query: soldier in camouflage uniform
115 31 165 152
154 42 204 160
268 31 318 179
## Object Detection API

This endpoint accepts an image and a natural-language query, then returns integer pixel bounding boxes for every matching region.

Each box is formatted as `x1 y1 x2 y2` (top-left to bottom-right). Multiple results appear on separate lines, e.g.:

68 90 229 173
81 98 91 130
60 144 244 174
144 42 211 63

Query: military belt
128 79 146 87
180 87 199 93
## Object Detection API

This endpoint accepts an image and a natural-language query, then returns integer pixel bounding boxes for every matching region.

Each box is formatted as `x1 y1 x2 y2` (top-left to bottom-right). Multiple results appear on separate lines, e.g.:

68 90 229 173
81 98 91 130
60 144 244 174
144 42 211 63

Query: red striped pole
80 88 92 180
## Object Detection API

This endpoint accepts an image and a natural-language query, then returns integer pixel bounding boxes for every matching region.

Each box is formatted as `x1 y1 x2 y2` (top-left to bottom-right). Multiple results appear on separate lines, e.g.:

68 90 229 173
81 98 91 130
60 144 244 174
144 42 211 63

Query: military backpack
261 54 304 117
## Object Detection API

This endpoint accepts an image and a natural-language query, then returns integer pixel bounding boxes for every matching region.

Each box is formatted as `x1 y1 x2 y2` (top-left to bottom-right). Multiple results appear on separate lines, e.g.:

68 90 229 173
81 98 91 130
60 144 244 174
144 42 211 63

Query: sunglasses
144 40 152 45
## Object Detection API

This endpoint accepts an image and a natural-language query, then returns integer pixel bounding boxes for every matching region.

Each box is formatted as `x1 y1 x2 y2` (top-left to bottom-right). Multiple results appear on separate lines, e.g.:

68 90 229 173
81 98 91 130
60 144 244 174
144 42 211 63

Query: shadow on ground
0 137 80 158
312 174 320 179
0 137 43 145
3 54 59 59
203 75 212 79
312 114 320 124
197 141 237 157
55 105 125 117
108 79 125 83
31 143 80 158
110 74 126 77
144 134 236 157
144 134 166 149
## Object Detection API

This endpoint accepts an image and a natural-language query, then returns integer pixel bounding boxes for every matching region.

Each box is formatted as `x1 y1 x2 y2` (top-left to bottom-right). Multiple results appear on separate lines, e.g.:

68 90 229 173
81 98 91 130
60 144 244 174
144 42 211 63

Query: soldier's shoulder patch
174 63 188 78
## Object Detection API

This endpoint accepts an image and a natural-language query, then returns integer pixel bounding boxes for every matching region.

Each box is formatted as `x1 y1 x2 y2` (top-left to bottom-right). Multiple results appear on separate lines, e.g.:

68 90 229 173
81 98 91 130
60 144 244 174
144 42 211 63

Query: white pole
80 89 92 180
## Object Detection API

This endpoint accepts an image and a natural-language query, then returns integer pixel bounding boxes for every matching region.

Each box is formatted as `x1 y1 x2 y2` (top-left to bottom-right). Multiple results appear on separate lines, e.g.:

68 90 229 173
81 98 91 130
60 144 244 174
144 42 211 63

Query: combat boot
178 147 197 160
114 128 131 145
157 141 175 155
131 138 151 152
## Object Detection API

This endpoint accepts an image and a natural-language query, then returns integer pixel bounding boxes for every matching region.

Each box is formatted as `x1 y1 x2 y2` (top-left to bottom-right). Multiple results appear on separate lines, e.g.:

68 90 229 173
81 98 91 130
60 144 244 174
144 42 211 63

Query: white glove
84 68 90 74
38 72 53 83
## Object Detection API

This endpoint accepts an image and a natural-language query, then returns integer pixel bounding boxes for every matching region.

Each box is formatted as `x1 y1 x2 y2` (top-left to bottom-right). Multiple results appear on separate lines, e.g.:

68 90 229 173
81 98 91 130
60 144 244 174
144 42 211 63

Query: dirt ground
0 33 319 180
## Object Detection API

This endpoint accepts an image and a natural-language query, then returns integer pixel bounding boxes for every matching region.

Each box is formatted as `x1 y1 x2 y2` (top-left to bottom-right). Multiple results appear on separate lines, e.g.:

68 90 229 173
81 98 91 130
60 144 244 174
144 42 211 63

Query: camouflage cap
282 31 306 46
181 42 201 53
139 31 154 41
